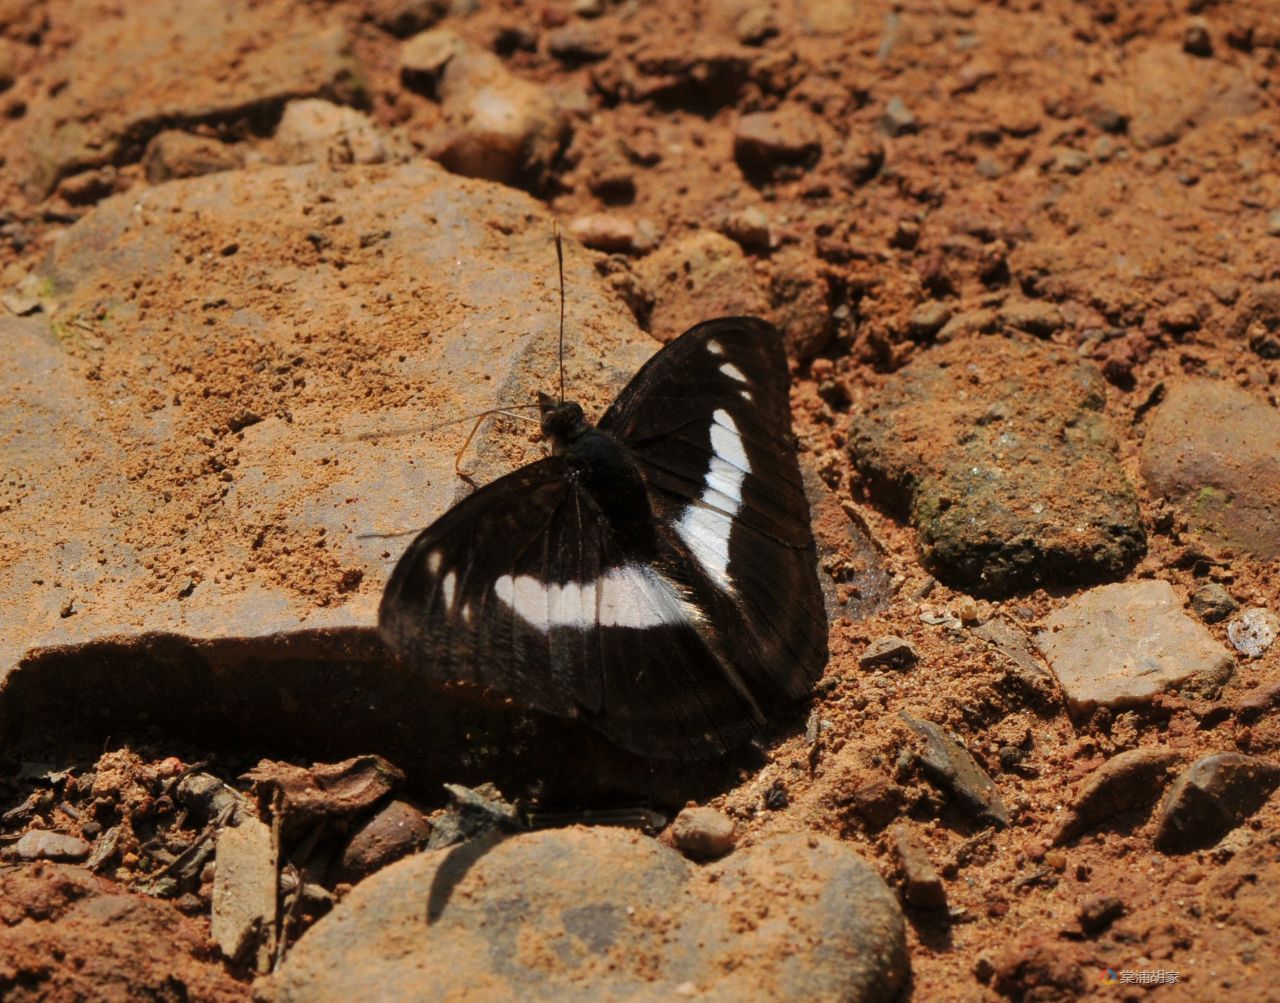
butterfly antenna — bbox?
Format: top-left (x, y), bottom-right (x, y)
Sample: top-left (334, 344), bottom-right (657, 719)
top-left (555, 221), bottom-right (566, 404)
top-left (349, 404), bottom-right (539, 443)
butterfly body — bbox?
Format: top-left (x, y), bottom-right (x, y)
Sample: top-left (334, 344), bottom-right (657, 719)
top-left (380, 317), bottom-right (828, 760)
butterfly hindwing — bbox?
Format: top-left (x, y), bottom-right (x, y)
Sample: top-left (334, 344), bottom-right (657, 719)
top-left (379, 316), bottom-right (828, 759)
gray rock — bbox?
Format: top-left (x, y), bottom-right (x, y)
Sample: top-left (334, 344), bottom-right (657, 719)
top-left (850, 337), bottom-right (1145, 595)
top-left (1036, 581), bottom-right (1235, 718)
top-left (1051, 747), bottom-right (1182, 845)
top-left (900, 712), bottom-right (1008, 827)
top-left (1191, 583), bottom-right (1238, 623)
top-left (999, 299), bottom-right (1063, 337)
top-left (859, 636), bottom-right (919, 670)
top-left (1141, 379), bottom-right (1280, 562)
top-left (12, 830), bottom-right (92, 862)
top-left (399, 26), bottom-right (465, 94)
top-left (265, 827), bottom-right (909, 1002)
top-left (880, 96), bottom-right (918, 137)
top-left (907, 301), bottom-right (952, 339)
top-left (211, 815), bottom-right (278, 971)
top-left (0, 161), bottom-right (656, 795)
top-left (668, 806), bottom-right (737, 861)
top-left (10, 0), bottom-right (358, 198)
top-left (1227, 608), bottom-right (1279, 658)
top-left (1155, 753), bottom-right (1280, 852)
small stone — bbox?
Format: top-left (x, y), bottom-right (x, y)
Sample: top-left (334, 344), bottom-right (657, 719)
top-left (935, 307), bottom-right (996, 341)
top-left (718, 206), bottom-right (772, 250)
top-left (546, 23), bottom-right (610, 63)
top-left (733, 109), bottom-right (822, 178)
top-left (1037, 581), bottom-right (1235, 718)
top-left (840, 775), bottom-right (906, 830)
top-left (1052, 747), bottom-right (1182, 845)
top-left (999, 299), bottom-right (1063, 337)
top-left (840, 132), bottom-right (885, 184)
top-left (668, 806), bottom-right (737, 861)
top-left (1227, 608), bottom-right (1279, 658)
top-left (568, 213), bottom-right (653, 254)
top-left (890, 220), bottom-right (919, 250)
top-left (907, 301), bottom-right (952, 340)
top-left (142, 131), bottom-right (243, 184)
top-left (1268, 210), bottom-right (1280, 238)
top-left (273, 99), bottom-right (389, 166)
top-left (1156, 298), bottom-right (1204, 334)
top-left (335, 800), bottom-right (431, 883)
top-left (880, 96), bottom-right (918, 137)
top-left (1155, 753), bottom-right (1280, 852)
top-left (859, 636), bottom-right (919, 670)
top-left (900, 712), bottom-right (1008, 827)
top-left (1191, 583), bottom-right (1237, 623)
top-left (12, 830), bottom-right (91, 862)
top-left (367, 0), bottom-right (449, 37)
top-left (734, 6), bottom-right (779, 45)
top-left (1077, 895), bottom-right (1126, 935)
top-left (1183, 20), bottom-right (1213, 57)
top-left (399, 27), bottom-right (464, 94)
top-left (243, 755), bottom-right (404, 842)
top-left (637, 231), bottom-right (769, 343)
top-left (889, 824), bottom-right (946, 909)
top-left (176, 772), bottom-right (243, 825)
top-left (1050, 147), bottom-right (1090, 174)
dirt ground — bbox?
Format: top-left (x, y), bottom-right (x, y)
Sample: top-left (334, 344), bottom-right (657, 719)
top-left (2, 0), bottom-right (1280, 1000)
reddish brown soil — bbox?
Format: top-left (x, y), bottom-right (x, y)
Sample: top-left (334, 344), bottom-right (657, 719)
top-left (2, 1), bottom-right (1280, 1000)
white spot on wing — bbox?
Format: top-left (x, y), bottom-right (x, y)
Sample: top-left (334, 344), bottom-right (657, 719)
top-left (427, 551), bottom-right (442, 574)
top-left (720, 362), bottom-right (747, 382)
top-left (676, 409), bottom-right (751, 591)
top-left (493, 566), bottom-right (691, 632)
top-left (441, 571), bottom-right (457, 610)
top-left (706, 339), bottom-right (724, 356)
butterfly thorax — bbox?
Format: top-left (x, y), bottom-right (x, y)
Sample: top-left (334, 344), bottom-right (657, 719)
top-left (539, 392), bottom-right (655, 547)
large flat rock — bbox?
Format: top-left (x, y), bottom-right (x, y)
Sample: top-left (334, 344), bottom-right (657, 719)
top-left (1140, 378), bottom-right (1280, 562)
top-left (0, 160), bottom-right (663, 796)
top-left (264, 827), bottom-right (909, 1002)
top-left (10, 0), bottom-right (360, 198)
top-left (850, 336), bottom-right (1145, 595)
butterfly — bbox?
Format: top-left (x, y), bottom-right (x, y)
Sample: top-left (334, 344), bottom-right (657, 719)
top-left (378, 316), bottom-right (828, 759)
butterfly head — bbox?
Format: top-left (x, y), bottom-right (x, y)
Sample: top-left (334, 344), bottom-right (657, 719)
top-left (538, 391), bottom-right (587, 448)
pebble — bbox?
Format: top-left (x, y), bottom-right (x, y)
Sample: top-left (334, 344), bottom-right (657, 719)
top-left (568, 213), bottom-right (655, 254)
top-left (1155, 753), bottom-right (1280, 853)
top-left (399, 26), bottom-right (464, 94)
top-left (1050, 147), bottom-right (1090, 174)
top-left (273, 99), bottom-right (390, 166)
top-left (546, 23), bottom-right (610, 63)
top-left (935, 307), bottom-right (996, 341)
top-left (335, 800), bottom-right (431, 883)
top-left (1227, 608), bottom-right (1279, 658)
top-left (12, 830), bottom-right (91, 862)
top-left (880, 96), bottom-right (918, 137)
top-left (1037, 581), bottom-right (1234, 719)
top-left (142, 131), bottom-right (243, 184)
top-left (718, 206), bottom-right (772, 250)
top-left (900, 712), bottom-right (1008, 827)
top-left (243, 755), bottom-right (404, 842)
top-left (889, 824), bottom-right (947, 909)
top-left (840, 132), bottom-right (885, 184)
top-left (1191, 583), bottom-right (1238, 623)
top-left (176, 772), bottom-right (243, 825)
top-left (733, 109), bottom-right (822, 177)
top-left (907, 300), bottom-right (952, 339)
top-left (269, 828), bottom-right (909, 1002)
top-left (1183, 19), bottom-right (1213, 57)
top-left (859, 635), bottom-right (919, 670)
top-left (1141, 378), bottom-right (1280, 561)
top-left (211, 815), bottom-right (278, 971)
top-left (999, 299), bottom-right (1063, 337)
top-left (668, 805), bottom-right (737, 861)
top-left (1051, 747), bottom-right (1181, 845)
top-left (1077, 895), bottom-right (1126, 935)
top-left (1268, 209), bottom-right (1280, 238)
